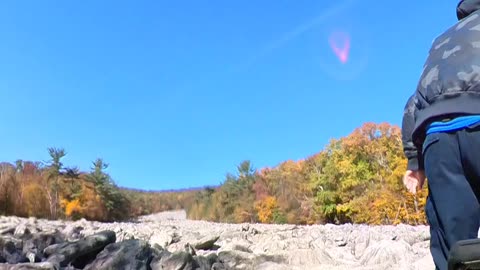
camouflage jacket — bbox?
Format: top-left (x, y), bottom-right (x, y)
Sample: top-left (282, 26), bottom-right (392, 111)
top-left (402, 0), bottom-right (480, 171)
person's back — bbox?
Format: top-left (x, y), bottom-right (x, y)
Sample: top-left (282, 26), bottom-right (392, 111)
top-left (406, 1), bottom-right (480, 149)
top-left (402, 1), bottom-right (480, 270)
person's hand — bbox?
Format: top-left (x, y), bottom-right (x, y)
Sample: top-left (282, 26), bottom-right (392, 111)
top-left (403, 170), bottom-right (426, 194)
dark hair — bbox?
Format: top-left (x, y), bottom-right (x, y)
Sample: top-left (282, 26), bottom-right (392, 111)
top-left (457, 0), bottom-right (480, 20)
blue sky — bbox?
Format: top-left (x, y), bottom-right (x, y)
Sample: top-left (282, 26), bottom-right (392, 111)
top-left (0, 1), bottom-right (456, 190)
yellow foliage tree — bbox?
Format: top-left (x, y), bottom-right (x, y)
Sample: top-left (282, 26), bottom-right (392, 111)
top-left (22, 182), bottom-right (50, 218)
top-left (255, 196), bottom-right (278, 223)
top-left (60, 198), bottom-right (82, 219)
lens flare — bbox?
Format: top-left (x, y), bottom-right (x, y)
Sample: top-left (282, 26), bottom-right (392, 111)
top-left (309, 27), bottom-right (369, 81)
top-left (329, 31), bottom-right (350, 64)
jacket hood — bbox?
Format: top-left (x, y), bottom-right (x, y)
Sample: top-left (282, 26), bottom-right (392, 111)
top-left (457, 0), bottom-right (480, 20)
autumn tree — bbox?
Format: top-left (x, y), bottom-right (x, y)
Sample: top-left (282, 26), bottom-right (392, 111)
top-left (233, 160), bottom-right (257, 222)
top-left (86, 158), bottom-right (130, 221)
top-left (45, 147), bottom-right (66, 219)
top-left (255, 196), bottom-right (279, 223)
top-left (64, 166), bottom-right (81, 200)
top-left (18, 161), bottom-right (49, 217)
top-left (188, 160), bottom-right (258, 223)
top-left (0, 162), bottom-right (16, 215)
top-left (309, 122), bottom-right (428, 225)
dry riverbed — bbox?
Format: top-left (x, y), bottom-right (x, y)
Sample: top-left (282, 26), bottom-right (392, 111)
top-left (0, 210), bottom-right (435, 269)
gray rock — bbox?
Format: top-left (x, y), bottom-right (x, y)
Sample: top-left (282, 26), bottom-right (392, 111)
top-left (211, 262), bottom-right (227, 270)
top-left (192, 235), bottom-right (219, 250)
top-left (255, 262), bottom-right (291, 270)
top-left (84, 239), bottom-right (152, 270)
top-left (193, 253), bottom-right (219, 270)
top-left (1, 240), bottom-right (29, 264)
top-left (0, 211), bottom-right (437, 269)
top-left (22, 232), bottom-right (64, 262)
top-left (0, 227), bottom-right (15, 235)
top-left (282, 248), bottom-right (333, 266)
top-left (61, 224), bottom-right (84, 242)
top-left (45, 230), bottom-right (116, 267)
top-left (13, 223), bottom-right (30, 237)
top-left (0, 262), bottom-right (57, 270)
top-left (359, 239), bottom-right (414, 266)
top-left (217, 250), bottom-right (257, 270)
top-left (151, 250), bottom-right (195, 270)
top-left (149, 232), bottom-right (175, 249)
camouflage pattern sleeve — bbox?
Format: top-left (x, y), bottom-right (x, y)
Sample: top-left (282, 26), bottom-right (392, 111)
top-left (401, 94), bottom-right (423, 171)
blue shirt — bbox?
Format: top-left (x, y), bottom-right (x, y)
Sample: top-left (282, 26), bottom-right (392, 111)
top-left (427, 115), bottom-right (480, 135)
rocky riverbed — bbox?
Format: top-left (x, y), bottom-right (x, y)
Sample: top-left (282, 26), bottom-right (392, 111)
top-left (0, 210), bottom-right (435, 269)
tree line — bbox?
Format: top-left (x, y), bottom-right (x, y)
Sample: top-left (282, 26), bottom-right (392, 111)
top-left (0, 122), bottom-right (428, 225)
top-left (0, 148), bottom-right (195, 221)
top-left (187, 122), bottom-right (427, 225)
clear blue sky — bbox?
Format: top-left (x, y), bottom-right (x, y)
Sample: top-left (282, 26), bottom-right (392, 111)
top-left (0, 0), bottom-right (456, 191)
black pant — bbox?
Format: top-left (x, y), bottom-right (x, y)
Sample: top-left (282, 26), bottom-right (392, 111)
top-left (423, 124), bottom-right (480, 270)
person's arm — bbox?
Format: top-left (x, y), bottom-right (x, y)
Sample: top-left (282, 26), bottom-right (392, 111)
top-left (401, 94), bottom-right (423, 171)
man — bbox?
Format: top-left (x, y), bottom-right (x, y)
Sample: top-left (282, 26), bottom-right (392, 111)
top-left (402, 1), bottom-right (480, 269)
